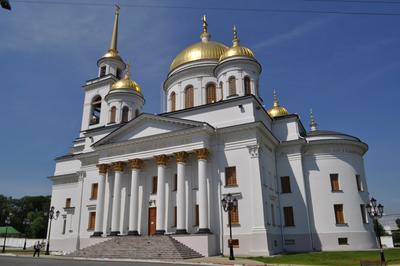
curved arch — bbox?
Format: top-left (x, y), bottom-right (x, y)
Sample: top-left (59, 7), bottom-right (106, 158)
top-left (110, 106), bottom-right (116, 123)
top-left (89, 95), bottom-right (102, 125)
top-left (244, 76), bottom-right (251, 96)
top-left (206, 83), bottom-right (216, 104)
top-left (170, 91), bottom-right (176, 111)
top-left (122, 106), bottom-right (129, 123)
top-left (228, 76), bottom-right (236, 96)
top-left (185, 85), bottom-right (194, 108)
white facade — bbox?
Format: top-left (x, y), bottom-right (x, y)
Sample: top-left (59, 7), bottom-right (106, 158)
top-left (47, 12), bottom-right (376, 257)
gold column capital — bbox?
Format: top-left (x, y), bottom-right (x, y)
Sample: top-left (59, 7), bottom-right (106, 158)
top-left (129, 158), bottom-right (143, 170)
top-left (112, 161), bottom-right (125, 172)
top-left (154, 155), bottom-right (169, 166)
top-left (175, 151), bottom-right (189, 163)
top-left (96, 164), bottom-right (109, 174)
top-left (194, 148), bottom-right (209, 160)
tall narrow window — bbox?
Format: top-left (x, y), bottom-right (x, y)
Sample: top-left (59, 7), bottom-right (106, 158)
top-left (225, 167), bottom-right (237, 186)
top-left (360, 204), bottom-right (367, 223)
top-left (228, 76), bottom-right (236, 96)
top-left (170, 92), bottom-right (176, 111)
top-left (330, 174), bottom-right (340, 192)
top-left (90, 96), bottom-right (102, 125)
top-left (219, 81), bottom-right (224, 100)
top-left (122, 106), bottom-right (129, 123)
top-left (173, 206), bottom-right (177, 227)
top-left (100, 66), bottom-right (106, 77)
top-left (230, 206), bottom-right (239, 225)
top-left (334, 204), bottom-right (345, 224)
top-left (110, 106), bottom-right (116, 123)
top-left (88, 212), bottom-right (96, 230)
top-left (172, 174), bottom-right (177, 192)
top-left (152, 176), bottom-right (158, 194)
top-left (280, 176), bottom-right (291, 193)
top-left (283, 206), bottom-right (295, 226)
top-left (116, 68), bottom-right (122, 79)
top-left (244, 76), bottom-right (251, 95)
top-left (62, 217), bottom-right (67, 234)
top-left (65, 198), bottom-right (71, 208)
top-left (356, 175), bottom-right (363, 191)
top-left (271, 204), bottom-right (275, 226)
top-left (185, 85), bottom-right (194, 108)
top-left (90, 183), bottom-right (98, 200)
top-left (135, 109), bottom-right (139, 118)
top-left (194, 205), bottom-right (199, 226)
top-left (206, 83), bottom-right (216, 104)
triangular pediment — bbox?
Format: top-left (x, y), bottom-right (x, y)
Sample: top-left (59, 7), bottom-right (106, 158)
top-left (93, 113), bottom-right (206, 146)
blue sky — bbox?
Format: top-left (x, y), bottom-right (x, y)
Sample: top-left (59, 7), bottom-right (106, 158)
top-left (1, 0), bottom-right (399, 213)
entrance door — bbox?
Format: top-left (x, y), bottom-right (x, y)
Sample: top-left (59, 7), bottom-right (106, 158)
top-left (148, 207), bottom-right (156, 235)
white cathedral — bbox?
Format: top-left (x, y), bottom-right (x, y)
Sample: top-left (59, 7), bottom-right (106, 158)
top-left (48, 8), bottom-right (377, 257)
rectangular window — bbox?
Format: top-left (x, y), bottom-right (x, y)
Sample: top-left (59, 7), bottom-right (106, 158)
top-left (225, 166), bottom-right (237, 186)
top-left (100, 66), bottom-right (106, 77)
top-left (152, 176), bottom-right (158, 194)
top-left (271, 204), bottom-right (275, 226)
top-left (116, 68), bottom-right (122, 79)
top-left (173, 206), bottom-right (177, 227)
top-left (284, 239), bottom-right (296, 245)
top-left (356, 175), bottom-right (363, 191)
top-left (90, 183), bottom-right (98, 200)
top-left (338, 237), bottom-right (348, 245)
top-left (360, 204), bottom-right (367, 224)
top-left (65, 198), bottom-right (71, 208)
top-left (334, 204), bottom-right (346, 224)
top-left (62, 218), bottom-right (67, 235)
top-left (172, 174), bottom-right (177, 192)
top-left (88, 212), bottom-right (96, 230)
top-left (330, 174), bottom-right (340, 192)
top-left (194, 205), bottom-right (199, 226)
top-left (283, 206), bottom-right (295, 226)
top-left (230, 206), bottom-right (239, 225)
top-left (280, 176), bottom-right (291, 193)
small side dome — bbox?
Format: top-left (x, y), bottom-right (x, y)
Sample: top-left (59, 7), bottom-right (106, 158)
top-left (219, 26), bottom-right (256, 62)
top-left (267, 90), bottom-right (289, 118)
top-left (111, 65), bottom-right (142, 94)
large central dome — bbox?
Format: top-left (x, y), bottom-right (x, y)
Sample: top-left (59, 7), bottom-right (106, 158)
top-left (169, 15), bottom-right (228, 72)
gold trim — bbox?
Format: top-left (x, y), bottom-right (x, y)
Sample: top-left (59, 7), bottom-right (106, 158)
top-left (175, 151), bottom-right (189, 163)
top-left (194, 148), bottom-right (209, 160)
top-left (154, 155), bottom-right (169, 166)
top-left (96, 164), bottom-right (109, 174)
top-left (112, 161), bottom-right (125, 172)
top-left (129, 159), bottom-right (143, 170)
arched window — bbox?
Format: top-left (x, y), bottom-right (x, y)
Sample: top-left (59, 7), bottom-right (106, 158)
top-left (110, 106), bottom-right (116, 123)
top-left (206, 83), bottom-right (216, 104)
top-left (122, 106), bottom-right (129, 123)
top-left (170, 92), bottom-right (176, 111)
top-left (185, 85), bottom-right (194, 108)
top-left (220, 81), bottom-right (224, 100)
top-left (90, 95), bottom-right (102, 125)
top-left (244, 76), bottom-right (251, 96)
top-left (228, 76), bottom-right (236, 96)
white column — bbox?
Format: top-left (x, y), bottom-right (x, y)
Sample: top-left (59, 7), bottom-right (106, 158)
top-left (128, 159), bottom-right (142, 235)
top-left (154, 155), bottom-right (168, 234)
top-left (195, 148), bottom-right (211, 233)
top-left (110, 161), bottom-right (124, 236)
top-left (93, 164), bottom-right (108, 236)
top-left (175, 152), bottom-right (188, 234)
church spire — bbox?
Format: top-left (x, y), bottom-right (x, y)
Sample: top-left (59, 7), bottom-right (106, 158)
top-left (232, 25), bottom-right (240, 47)
top-left (273, 89), bottom-right (279, 107)
top-left (310, 108), bottom-right (318, 132)
top-left (200, 14), bottom-right (211, 42)
top-left (100, 5), bottom-right (123, 62)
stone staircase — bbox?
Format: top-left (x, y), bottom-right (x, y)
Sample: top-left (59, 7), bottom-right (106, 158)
top-left (68, 235), bottom-right (203, 260)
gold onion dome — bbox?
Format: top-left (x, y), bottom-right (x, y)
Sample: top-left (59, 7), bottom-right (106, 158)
top-left (267, 90), bottom-right (289, 118)
top-left (220, 26), bottom-right (256, 61)
top-left (101, 5), bottom-right (124, 62)
top-left (111, 65), bottom-right (142, 94)
top-left (169, 15), bottom-right (228, 71)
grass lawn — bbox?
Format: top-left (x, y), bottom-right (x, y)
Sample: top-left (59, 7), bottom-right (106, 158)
top-left (249, 249), bottom-right (400, 266)
top-left (1, 248), bottom-right (35, 255)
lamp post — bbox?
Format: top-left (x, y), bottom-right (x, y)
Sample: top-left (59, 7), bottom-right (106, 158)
top-left (366, 197), bottom-right (385, 264)
top-left (221, 193), bottom-right (238, 261)
top-left (22, 218), bottom-right (31, 250)
top-left (2, 215), bottom-right (12, 253)
top-left (45, 206), bottom-right (60, 255)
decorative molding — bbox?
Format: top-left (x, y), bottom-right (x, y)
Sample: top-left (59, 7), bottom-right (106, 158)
top-left (111, 161), bottom-right (125, 172)
top-left (96, 164), bottom-right (109, 174)
top-left (194, 148), bottom-right (209, 160)
top-left (129, 158), bottom-right (143, 169)
top-left (154, 154), bottom-right (169, 166)
top-left (247, 144), bottom-right (261, 158)
top-left (77, 171), bottom-right (86, 182)
top-left (175, 151), bottom-right (189, 163)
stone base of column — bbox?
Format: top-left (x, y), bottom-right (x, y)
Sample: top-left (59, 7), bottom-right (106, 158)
top-left (175, 229), bottom-right (188, 235)
top-left (196, 228), bottom-right (212, 234)
top-left (127, 230), bottom-right (140, 236)
top-left (91, 231), bottom-right (103, 237)
top-left (109, 231), bottom-right (120, 236)
top-left (155, 230), bottom-right (165, 235)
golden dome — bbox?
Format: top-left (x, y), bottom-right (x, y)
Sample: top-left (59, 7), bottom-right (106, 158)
top-left (267, 90), bottom-right (289, 118)
top-left (169, 15), bottom-right (228, 71)
top-left (220, 26), bottom-right (256, 62)
top-left (111, 65), bottom-right (142, 94)
top-left (102, 49), bottom-right (123, 61)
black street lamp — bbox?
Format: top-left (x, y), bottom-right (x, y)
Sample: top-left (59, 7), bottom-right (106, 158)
top-left (45, 206), bottom-right (60, 255)
top-left (2, 214), bottom-right (12, 253)
top-left (221, 193), bottom-right (238, 261)
top-left (366, 197), bottom-right (385, 264)
top-left (22, 218), bottom-right (31, 250)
